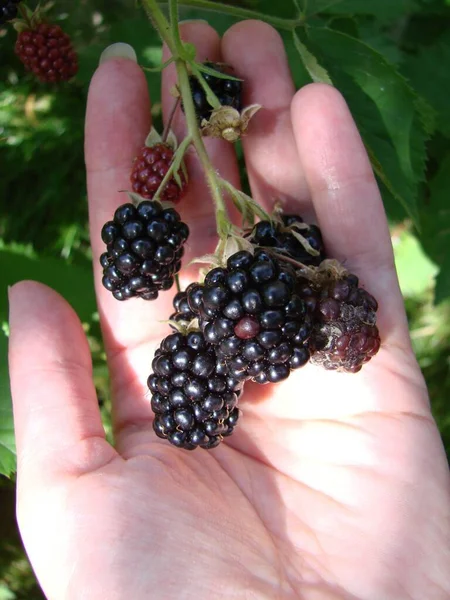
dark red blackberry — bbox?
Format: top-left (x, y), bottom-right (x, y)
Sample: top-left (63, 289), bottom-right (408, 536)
top-left (1, 0), bottom-right (20, 24)
top-left (188, 250), bottom-right (311, 385)
top-left (246, 214), bottom-right (325, 267)
top-left (130, 143), bottom-right (186, 203)
top-left (15, 23), bottom-right (78, 83)
top-left (188, 62), bottom-right (242, 123)
top-left (169, 290), bottom-right (198, 329)
top-left (297, 270), bottom-right (380, 373)
top-left (100, 200), bottom-right (189, 301)
top-left (148, 331), bottom-right (242, 450)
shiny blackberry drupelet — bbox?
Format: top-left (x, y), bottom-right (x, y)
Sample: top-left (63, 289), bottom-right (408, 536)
top-left (188, 62), bottom-right (243, 123)
top-left (1, 0), bottom-right (20, 24)
top-left (246, 214), bottom-right (325, 267)
top-left (148, 331), bottom-right (242, 450)
top-left (169, 290), bottom-right (198, 329)
top-left (187, 250), bottom-right (311, 385)
top-left (100, 201), bottom-right (189, 301)
top-left (297, 272), bottom-right (380, 373)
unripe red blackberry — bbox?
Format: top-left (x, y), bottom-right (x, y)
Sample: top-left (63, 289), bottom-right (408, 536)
top-left (15, 23), bottom-right (78, 83)
top-left (188, 249), bottom-right (311, 385)
top-left (297, 269), bottom-right (380, 373)
top-left (148, 330), bottom-right (242, 450)
top-left (130, 143), bottom-right (186, 203)
top-left (247, 214), bottom-right (325, 267)
top-left (100, 200), bottom-right (189, 301)
top-left (188, 62), bottom-right (243, 124)
top-left (1, 0), bottom-right (20, 24)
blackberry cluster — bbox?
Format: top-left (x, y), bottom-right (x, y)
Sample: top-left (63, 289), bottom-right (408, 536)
top-left (15, 23), bottom-right (78, 83)
top-left (100, 201), bottom-right (189, 301)
top-left (1, 0), bottom-right (20, 24)
top-left (189, 62), bottom-right (243, 123)
top-left (169, 290), bottom-right (197, 329)
top-left (130, 143), bottom-right (186, 203)
top-left (297, 272), bottom-right (380, 373)
top-left (186, 250), bottom-right (311, 385)
top-left (149, 331), bottom-right (241, 449)
top-left (247, 214), bottom-right (325, 267)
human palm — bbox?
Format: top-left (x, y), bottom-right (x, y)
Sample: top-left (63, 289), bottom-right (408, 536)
top-left (9, 21), bottom-right (450, 600)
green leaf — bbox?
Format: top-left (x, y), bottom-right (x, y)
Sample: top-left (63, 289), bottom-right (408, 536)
top-left (435, 255), bottom-right (450, 305)
top-left (292, 31), bottom-right (332, 84)
top-left (420, 154), bottom-right (450, 264)
top-left (402, 31), bottom-right (450, 138)
top-left (0, 248), bottom-right (96, 324)
top-left (302, 26), bottom-right (429, 225)
top-left (302, 0), bottom-right (417, 19)
top-left (0, 331), bottom-right (15, 478)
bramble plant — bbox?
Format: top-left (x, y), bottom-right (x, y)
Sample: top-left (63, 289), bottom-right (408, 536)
top-left (0, 0), bottom-right (449, 463)
top-left (91, 0), bottom-right (383, 450)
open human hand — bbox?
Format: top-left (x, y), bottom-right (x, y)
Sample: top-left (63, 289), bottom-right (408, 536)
top-left (8, 20), bottom-right (450, 600)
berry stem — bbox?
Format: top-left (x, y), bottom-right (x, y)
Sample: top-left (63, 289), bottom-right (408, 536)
top-left (141, 0), bottom-right (232, 240)
top-left (162, 97), bottom-right (181, 142)
top-left (169, 0), bottom-right (184, 55)
top-left (166, 0), bottom-right (304, 30)
top-left (175, 60), bottom-right (230, 238)
top-left (175, 273), bottom-right (181, 293)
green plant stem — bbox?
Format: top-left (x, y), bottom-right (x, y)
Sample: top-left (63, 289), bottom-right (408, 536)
top-left (169, 0), bottom-right (184, 54)
top-left (176, 60), bottom-right (229, 237)
top-left (160, 0), bottom-right (304, 30)
top-left (141, 0), bottom-right (230, 239)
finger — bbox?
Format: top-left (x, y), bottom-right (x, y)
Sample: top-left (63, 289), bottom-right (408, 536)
top-left (85, 54), bottom-right (180, 354)
top-left (221, 20), bottom-right (312, 219)
top-left (162, 21), bottom-right (241, 263)
top-left (291, 84), bottom-right (409, 343)
top-left (8, 281), bottom-right (117, 481)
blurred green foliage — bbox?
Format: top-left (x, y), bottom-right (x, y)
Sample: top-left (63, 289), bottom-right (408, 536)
top-left (1, 0), bottom-right (450, 596)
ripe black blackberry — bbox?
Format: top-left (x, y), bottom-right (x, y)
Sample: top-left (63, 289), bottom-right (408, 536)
top-left (148, 330), bottom-right (242, 450)
top-left (1, 0), bottom-right (20, 24)
top-left (187, 250), bottom-right (311, 385)
top-left (189, 62), bottom-right (242, 123)
top-left (247, 214), bottom-right (325, 267)
top-left (100, 200), bottom-right (189, 301)
top-left (297, 269), bottom-right (380, 373)
top-left (169, 290), bottom-right (198, 329)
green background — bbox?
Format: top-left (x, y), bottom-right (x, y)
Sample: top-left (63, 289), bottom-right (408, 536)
top-left (1, 0), bottom-right (450, 596)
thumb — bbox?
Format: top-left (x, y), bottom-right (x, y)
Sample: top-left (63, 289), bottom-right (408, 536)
top-left (8, 281), bottom-right (117, 484)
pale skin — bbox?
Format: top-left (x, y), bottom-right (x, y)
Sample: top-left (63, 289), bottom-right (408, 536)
top-left (8, 20), bottom-right (450, 600)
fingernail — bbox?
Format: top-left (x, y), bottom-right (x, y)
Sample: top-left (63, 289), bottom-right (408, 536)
top-left (178, 19), bottom-right (209, 25)
top-left (99, 43), bottom-right (137, 65)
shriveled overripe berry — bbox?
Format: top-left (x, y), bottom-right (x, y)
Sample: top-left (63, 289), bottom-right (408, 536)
top-left (247, 214), bottom-right (325, 267)
top-left (15, 23), bottom-right (78, 83)
top-left (130, 143), bottom-right (186, 203)
top-left (187, 250), bottom-right (311, 385)
top-left (0, 0), bottom-right (20, 24)
top-left (148, 330), bottom-right (243, 450)
top-left (297, 271), bottom-right (380, 373)
top-left (188, 62), bottom-right (243, 124)
top-left (100, 200), bottom-right (189, 301)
